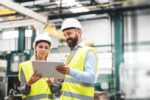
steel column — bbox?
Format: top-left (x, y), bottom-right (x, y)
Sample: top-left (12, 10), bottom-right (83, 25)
top-left (18, 27), bottom-right (25, 51)
top-left (113, 11), bottom-right (123, 100)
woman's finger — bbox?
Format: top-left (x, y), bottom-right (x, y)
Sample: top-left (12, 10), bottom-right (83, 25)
top-left (47, 78), bottom-right (54, 86)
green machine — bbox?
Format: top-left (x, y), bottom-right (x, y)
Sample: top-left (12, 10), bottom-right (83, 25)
top-left (6, 51), bottom-right (29, 100)
top-left (6, 51), bottom-right (29, 76)
top-left (5, 27), bottom-right (35, 100)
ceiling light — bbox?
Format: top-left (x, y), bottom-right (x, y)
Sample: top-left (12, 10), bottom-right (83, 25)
top-left (20, 0), bottom-right (50, 6)
top-left (70, 7), bottom-right (89, 13)
top-left (55, 0), bottom-right (76, 7)
top-left (96, 0), bottom-right (110, 3)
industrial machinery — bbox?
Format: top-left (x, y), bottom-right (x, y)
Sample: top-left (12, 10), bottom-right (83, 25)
top-left (0, 52), bottom-right (8, 100)
top-left (5, 51), bottom-right (30, 100)
top-left (0, 61), bottom-right (7, 100)
top-left (1, 27), bottom-right (35, 100)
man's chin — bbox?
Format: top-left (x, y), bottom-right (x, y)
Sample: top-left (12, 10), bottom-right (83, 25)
top-left (68, 45), bottom-right (73, 48)
top-left (68, 44), bottom-right (73, 49)
top-left (67, 42), bottom-right (76, 49)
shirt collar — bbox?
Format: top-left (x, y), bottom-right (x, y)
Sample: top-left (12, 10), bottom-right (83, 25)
top-left (74, 42), bottom-right (85, 51)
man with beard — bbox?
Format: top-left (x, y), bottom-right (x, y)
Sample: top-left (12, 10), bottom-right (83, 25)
top-left (56, 18), bottom-right (98, 100)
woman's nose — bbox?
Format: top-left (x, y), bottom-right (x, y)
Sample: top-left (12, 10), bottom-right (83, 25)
top-left (41, 47), bottom-right (46, 51)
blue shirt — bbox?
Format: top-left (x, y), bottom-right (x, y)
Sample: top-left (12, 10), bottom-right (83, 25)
top-left (68, 42), bottom-right (97, 84)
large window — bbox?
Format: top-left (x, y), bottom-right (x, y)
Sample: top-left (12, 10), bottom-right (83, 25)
top-left (121, 10), bottom-right (150, 99)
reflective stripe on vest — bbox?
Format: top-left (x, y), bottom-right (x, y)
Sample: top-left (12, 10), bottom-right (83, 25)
top-left (63, 91), bottom-right (93, 100)
top-left (22, 94), bottom-right (55, 100)
top-left (61, 46), bottom-right (98, 100)
top-left (65, 77), bottom-right (94, 87)
top-left (19, 61), bottom-right (54, 99)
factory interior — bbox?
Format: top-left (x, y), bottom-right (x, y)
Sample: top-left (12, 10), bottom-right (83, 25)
top-left (0, 0), bottom-right (150, 100)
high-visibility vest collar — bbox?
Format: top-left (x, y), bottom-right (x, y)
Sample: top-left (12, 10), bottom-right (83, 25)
top-left (61, 46), bottom-right (98, 100)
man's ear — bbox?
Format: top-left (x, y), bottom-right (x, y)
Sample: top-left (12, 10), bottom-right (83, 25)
top-left (77, 29), bottom-right (82, 36)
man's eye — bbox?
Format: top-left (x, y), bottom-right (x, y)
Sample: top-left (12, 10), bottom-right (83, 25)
top-left (67, 33), bottom-right (71, 35)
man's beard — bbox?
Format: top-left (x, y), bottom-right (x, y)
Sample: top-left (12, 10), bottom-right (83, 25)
top-left (66, 35), bottom-right (78, 50)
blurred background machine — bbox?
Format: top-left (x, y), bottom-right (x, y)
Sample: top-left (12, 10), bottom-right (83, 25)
top-left (0, 27), bottom-right (34, 100)
top-left (0, 57), bottom-right (7, 100)
top-left (5, 51), bottom-right (29, 100)
top-left (0, 0), bottom-right (150, 100)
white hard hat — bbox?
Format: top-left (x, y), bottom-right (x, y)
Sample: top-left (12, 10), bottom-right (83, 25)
top-left (61, 18), bottom-right (82, 32)
top-left (33, 32), bottom-right (51, 48)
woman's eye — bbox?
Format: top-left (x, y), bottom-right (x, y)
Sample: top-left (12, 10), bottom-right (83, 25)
top-left (39, 45), bottom-right (43, 48)
top-left (45, 47), bottom-right (49, 49)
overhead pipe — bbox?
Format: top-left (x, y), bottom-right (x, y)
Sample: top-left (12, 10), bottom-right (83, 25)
top-left (1, 1), bottom-right (150, 19)
top-left (48, 3), bottom-right (150, 19)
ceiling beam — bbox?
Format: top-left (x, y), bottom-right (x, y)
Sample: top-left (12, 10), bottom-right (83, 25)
top-left (0, 0), bottom-right (48, 24)
top-left (0, 19), bottom-right (42, 29)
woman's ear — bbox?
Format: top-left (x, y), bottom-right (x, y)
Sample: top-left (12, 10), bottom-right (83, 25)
top-left (34, 46), bottom-right (37, 50)
top-left (34, 46), bottom-right (37, 53)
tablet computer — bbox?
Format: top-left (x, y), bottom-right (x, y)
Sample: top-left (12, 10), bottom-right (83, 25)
top-left (32, 60), bottom-right (65, 78)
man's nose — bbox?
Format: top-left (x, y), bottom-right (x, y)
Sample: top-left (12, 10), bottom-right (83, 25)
top-left (65, 35), bottom-right (70, 39)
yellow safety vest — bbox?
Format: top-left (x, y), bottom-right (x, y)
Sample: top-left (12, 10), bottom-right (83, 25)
top-left (18, 60), bottom-right (55, 100)
top-left (60, 46), bottom-right (98, 100)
